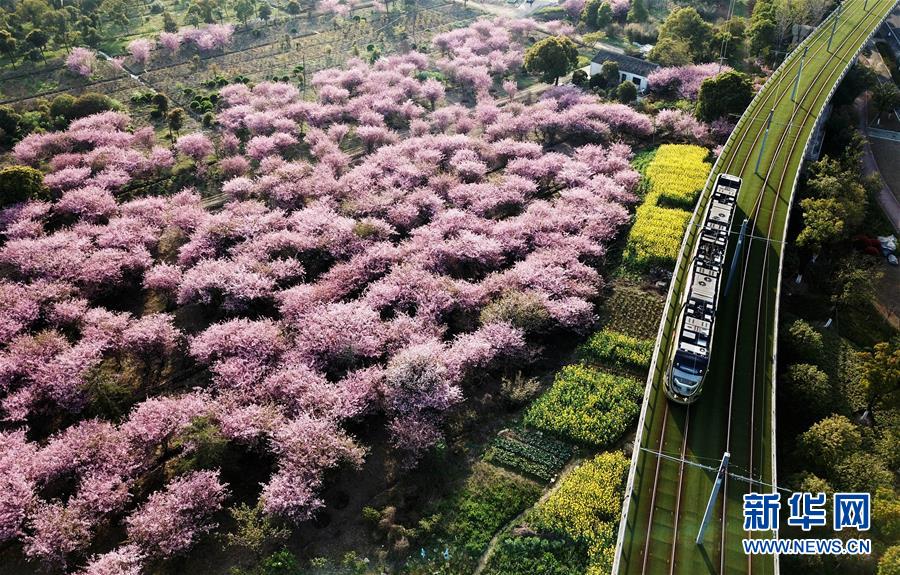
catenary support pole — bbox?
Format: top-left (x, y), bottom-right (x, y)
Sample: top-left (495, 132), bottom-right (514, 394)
top-left (725, 218), bottom-right (750, 296)
top-left (755, 108), bottom-right (775, 175)
top-left (791, 46), bottom-right (809, 102)
top-left (828, 3), bottom-right (843, 51)
top-left (696, 452), bottom-right (731, 546)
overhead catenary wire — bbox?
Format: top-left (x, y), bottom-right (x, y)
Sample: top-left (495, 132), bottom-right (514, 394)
top-left (640, 448), bottom-right (793, 493)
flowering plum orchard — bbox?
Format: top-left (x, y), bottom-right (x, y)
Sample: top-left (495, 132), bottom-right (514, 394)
top-left (647, 63), bottom-right (731, 100)
top-left (0, 16), bottom-right (662, 572)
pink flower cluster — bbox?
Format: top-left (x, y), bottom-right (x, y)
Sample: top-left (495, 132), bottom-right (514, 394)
top-left (156, 24), bottom-right (233, 55)
top-left (318, 0), bottom-right (362, 15)
top-left (180, 24), bottom-right (234, 52)
top-left (654, 108), bottom-right (710, 144)
top-left (647, 62), bottom-right (730, 100)
top-left (14, 112), bottom-right (174, 199)
top-left (127, 38), bottom-right (152, 66)
top-left (609, 0), bottom-right (630, 18)
top-left (432, 18), bottom-right (538, 97)
top-left (65, 47), bottom-right (97, 78)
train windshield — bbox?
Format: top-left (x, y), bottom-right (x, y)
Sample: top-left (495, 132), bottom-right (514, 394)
top-left (672, 351), bottom-right (707, 384)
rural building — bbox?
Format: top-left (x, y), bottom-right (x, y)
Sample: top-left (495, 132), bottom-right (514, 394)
top-left (589, 48), bottom-right (659, 93)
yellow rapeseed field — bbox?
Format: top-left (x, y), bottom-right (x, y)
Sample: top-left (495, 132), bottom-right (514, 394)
top-left (624, 144), bottom-right (711, 272)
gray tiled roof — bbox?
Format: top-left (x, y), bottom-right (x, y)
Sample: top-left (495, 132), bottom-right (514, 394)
top-left (591, 48), bottom-right (659, 78)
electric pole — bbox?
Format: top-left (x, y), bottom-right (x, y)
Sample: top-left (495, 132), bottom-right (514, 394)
top-left (791, 46), bottom-right (809, 102)
top-left (696, 452), bottom-right (730, 546)
top-left (828, 3), bottom-right (842, 52)
top-left (755, 108), bottom-right (775, 176)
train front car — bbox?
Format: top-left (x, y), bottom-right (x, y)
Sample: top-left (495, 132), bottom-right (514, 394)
top-left (666, 173), bottom-right (741, 404)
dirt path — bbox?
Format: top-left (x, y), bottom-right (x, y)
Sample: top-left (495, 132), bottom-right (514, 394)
top-left (472, 456), bottom-right (588, 574)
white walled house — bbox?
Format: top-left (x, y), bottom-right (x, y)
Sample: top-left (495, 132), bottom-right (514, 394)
top-left (589, 48), bottom-right (659, 93)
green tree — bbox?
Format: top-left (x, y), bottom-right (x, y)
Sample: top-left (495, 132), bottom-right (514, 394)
top-left (795, 472), bottom-right (833, 498)
top-left (748, 0), bottom-right (776, 58)
top-left (571, 69), bottom-right (588, 87)
top-left (797, 156), bottom-right (868, 249)
top-left (49, 93), bottom-right (76, 122)
top-left (653, 7), bottom-right (713, 63)
top-left (627, 0), bottom-right (648, 22)
top-left (258, 3), bottom-right (272, 21)
top-left (70, 92), bottom-right (119, 119)
top-left (857, 341), bottom-right (900, 420)
top-left (286, 0), bottom-right (301, 14)
top-left (616, 80), bottom-right (638, 102)
top-left (100, 0), bottom-right (131, 28)
top-left (832, 258), bottom-right (882, 309)
top-left (524, 36), bottom-right (579, 85)
top-left (834, 452), bottom-right (893, 492)
top-left (798, 415), bottom-right (861, 470)
top-left (0, 29), bottom-right (18, 69)
top-left (797, 197), bottom-right (845, 250)
top-left (234, 0), bottom-right (255, 24)
top-left (872, 82), bottom-right (900, 122)
top-left (873, 488), bottom-right (900, 542)
top-left (595, 1), bottom-right (613, 28)
top-left (0, 165), bottom-right (51, 207)
top-left (167, 107), bottom-right (185, 139)
top-left (152, 92), bottom-right (169, 112)
top-left (162, 10), bottom-right (179, 33)
top-left (648, 36), bottom-right (693, 66)
top-left (601, 59), bottom-right (620, 86)
top-left (696, 70), bottom-right (753, 121)
top-left (16, 0), bottom-right (51, 24)
top-left (225, 502), bottom-right (291, 558)
top-left (0, 105), bottom-right (20, 145)
top-left (48, 8), bottom-right (77, 52)
top-left (881, 545), bottom-right (900, 575)
top-left (582, 0), bottom-right (601, 28)
top-left (833, 64), bottom-right (876, 107)
top-left (784, 363), bottom-right (831, 420)
top-left (784, 319), bottom-right (823, 362)
top-left (713, 17), bottom-right (747, 66)
top-left (25, 29), bottom-right (49, 63)
top-left (188, 0), bottom-right (223, 23)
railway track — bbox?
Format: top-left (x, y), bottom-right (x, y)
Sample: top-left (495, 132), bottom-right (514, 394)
top-left (618, 0), bottom-right (899, 572)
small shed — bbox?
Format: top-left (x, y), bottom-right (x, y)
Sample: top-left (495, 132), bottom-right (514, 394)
top-left (589, 48), bottom-right (660, 93)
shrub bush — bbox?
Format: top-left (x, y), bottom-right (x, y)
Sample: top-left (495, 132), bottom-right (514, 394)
top-left (480, 290), bottom-right (552, 333)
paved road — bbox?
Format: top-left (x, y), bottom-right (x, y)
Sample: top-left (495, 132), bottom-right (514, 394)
top-left (857, 93), bottom-right (900, 233)
top-left (614, 1), bottom-right (900, 574)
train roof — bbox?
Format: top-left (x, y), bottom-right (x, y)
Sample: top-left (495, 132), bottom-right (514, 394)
top-left (675, 173), bottom-right (741, 360)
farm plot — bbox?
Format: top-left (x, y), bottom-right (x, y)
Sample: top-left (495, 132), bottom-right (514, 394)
top-left (484, 428), bottom-right (577, 482)
top-left (645, 144), bottom-right (710, 209)
top-left (524, 365), bottom-right (643, 448)
top-left (484, 451), bottom-right (630, 575)
top-left (577, 329), bottom-right (654, 373)
top-left (597, 285), bottom-right (665, 339)
top-left (538, 451), bottom-right (629, 575)
top-left (623, 143), bottom-right (712, 272)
